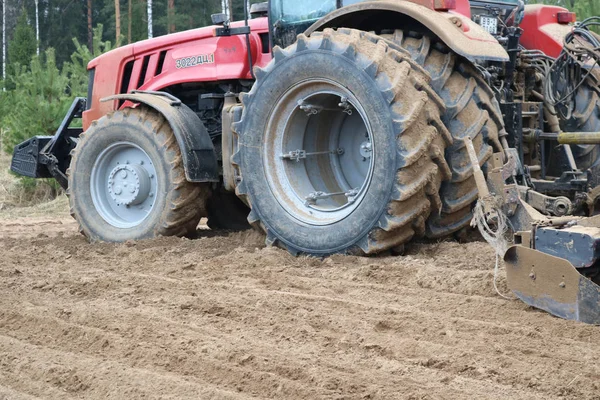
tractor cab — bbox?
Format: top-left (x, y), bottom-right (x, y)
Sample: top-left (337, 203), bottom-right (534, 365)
top-left (269, 0), bottom-right (349, 48)
top-left (267, 0), bottom-right (526, 50)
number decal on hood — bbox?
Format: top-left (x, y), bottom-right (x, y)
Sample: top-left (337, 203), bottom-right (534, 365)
top-left (175, 54), bottom-right (215, 69)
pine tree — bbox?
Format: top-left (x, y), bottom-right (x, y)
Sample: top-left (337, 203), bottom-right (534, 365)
top-left (64, 24), bottom-right (113, 96)
top-left (39, 0), bottom-right (87, 68)
top-left (8, 8), bottom-right (36, 69)
top-left (2, 48), bottom-right (71, 153)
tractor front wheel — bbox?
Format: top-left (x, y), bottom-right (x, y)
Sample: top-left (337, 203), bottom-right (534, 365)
top-left (68, 107), bottom-right (210, 241)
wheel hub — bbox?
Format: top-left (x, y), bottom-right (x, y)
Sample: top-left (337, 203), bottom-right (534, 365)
top-left (359, 140), bottom-right (372, 159)
top-left (107, 164), bottom-right (151, 206)
top-left (263, 79), bottom-right (374, 226)
top-left (90, 142), bottom-right (158, 229)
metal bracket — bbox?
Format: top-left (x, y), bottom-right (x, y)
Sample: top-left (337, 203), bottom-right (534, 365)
top-left (214, 25), bottom-right (251, 37)
top-left (304, 188), bottom-right (359, 206)
top-left (298, 101), bottom-right (323, 116)
top-left (520, 187), bottom-right (573, 217)
top-left (338, 97), bottom-right (353, 115)
top-left (281, 148), bottom-right (344, 162)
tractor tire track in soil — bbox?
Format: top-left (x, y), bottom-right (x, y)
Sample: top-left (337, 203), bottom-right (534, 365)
top-left (1, 217), bottom-right (599, 399)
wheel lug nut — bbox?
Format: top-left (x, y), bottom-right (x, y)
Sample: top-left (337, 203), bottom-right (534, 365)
top-left (139, 160), bottom-right (144, 165)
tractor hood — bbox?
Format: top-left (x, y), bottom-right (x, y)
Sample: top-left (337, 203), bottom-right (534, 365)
top-left (82, 18), bottom-right (271, 130)
top-left (87, 18), bottom-right (269, 70)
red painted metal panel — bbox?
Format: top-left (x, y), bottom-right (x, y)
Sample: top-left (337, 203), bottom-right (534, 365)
top-left (83, 17), bottom-right (270, 130)
top-left (520, 4), bottom-right (572, 58)
top-left (144, 54), bottom-right (159, 85)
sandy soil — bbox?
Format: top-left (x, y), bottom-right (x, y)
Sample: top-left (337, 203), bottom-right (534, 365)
top-left (1, 212), bottom-right (600, 400)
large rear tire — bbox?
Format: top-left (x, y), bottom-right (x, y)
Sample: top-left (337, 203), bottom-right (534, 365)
top-left (234, 28), bottom-right (452, 256)
top-left (382, 30), bottom-right (504, 238)
top-left (68, 107), bottom-right (210, 241)
top-left (560, 80), bottom-right (600, 170)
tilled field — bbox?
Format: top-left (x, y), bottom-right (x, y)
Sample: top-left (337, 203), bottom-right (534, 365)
top-left (1, 216), bottom-right (600, 399)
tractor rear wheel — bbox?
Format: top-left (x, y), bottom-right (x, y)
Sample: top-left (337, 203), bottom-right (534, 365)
top-left (382, 30), bottom-right (504, 238)
top-left (560, 79), bottom-right (600, 171)
top-left (68, 107), bottom-right (210, 241)
top-left (234, 28), bottom-right (451, 255)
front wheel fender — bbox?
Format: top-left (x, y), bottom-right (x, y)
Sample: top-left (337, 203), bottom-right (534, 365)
top-left (101, 91), bottom-right (219, 183)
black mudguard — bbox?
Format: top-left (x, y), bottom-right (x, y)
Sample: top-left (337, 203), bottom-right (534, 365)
top-left (101, 91), bottom-right (219, 183)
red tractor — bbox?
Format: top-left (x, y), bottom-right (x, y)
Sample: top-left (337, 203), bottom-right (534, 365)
top-left (11, 1), bottom-right (600, 322)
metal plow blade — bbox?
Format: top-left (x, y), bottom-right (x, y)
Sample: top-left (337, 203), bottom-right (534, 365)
top-left (505, 246), bottom-right (600, 324)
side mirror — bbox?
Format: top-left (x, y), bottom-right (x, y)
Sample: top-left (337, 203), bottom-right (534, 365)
top-left (250, 2), bottom-right (268, 18)
top-left (211, 13), bottom-right (228, 26)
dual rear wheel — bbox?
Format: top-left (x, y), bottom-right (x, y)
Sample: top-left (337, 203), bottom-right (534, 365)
top-left (234, 28), bottom-right (453, 255)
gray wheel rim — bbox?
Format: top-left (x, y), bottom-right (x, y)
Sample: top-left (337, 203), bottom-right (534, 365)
top-left (263, 79), bottom-right (375, 226)
top-left (90, 141), bottom-right (158, 228)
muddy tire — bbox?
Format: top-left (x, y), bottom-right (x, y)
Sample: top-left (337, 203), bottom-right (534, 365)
top-left (560, 80), bottom-right (600, 170)
top-left (68, 107), bottom-right (210, 241)
top-left (382, 30), bottom-right (504, 238)
top-left (234, 28), bottom-right (452, 256)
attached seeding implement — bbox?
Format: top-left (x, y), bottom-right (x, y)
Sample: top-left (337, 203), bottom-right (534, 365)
top-left (10, 0), bottom-right (600, 323)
